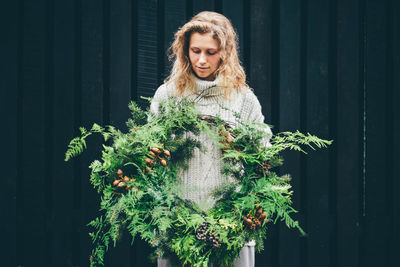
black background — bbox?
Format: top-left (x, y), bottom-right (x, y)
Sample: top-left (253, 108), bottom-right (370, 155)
top-left (2, 0), bottom-right (399, 266)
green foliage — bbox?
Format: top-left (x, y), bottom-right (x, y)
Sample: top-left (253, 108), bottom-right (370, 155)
top-left (126, 101), bottom-right (148, 128)
top-left (65, 97), bottom-right (331, 266)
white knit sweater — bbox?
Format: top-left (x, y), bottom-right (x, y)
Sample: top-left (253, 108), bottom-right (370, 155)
top-left (150, 76), bottom-right (272, 209)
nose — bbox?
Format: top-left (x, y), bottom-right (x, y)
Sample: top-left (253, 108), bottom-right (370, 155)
top-left (198, 52), bottom-right (207, 64)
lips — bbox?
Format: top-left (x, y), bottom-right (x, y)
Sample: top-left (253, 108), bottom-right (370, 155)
top-left (197, 66), bottom-right (209, 71)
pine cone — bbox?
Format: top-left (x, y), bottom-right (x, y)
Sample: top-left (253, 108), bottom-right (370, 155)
top-left (262, 161), bottom-right (271, 176)
top-left (196, 222), bottom-right (221, 248)
top-left (255, 165), bottom-right (264, 177)
top-left (113, 179), bottom-right (121, 187)
top-left (255, 161), bottom-right (271, 177)
top-left (163, 149), bottom-right (171, 157)
top-left (151, 147), bottom-right (162, 154)
top-left (256, 207), bottom-right (263, 217)
top-left (259, 212), bottom-right (267, 223)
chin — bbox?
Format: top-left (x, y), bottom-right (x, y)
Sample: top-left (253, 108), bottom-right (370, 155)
top-left (195, 73), bottom-right (207, 79)
top-left (200, 72), bottom-right (215, 79)
top-left (192, 69), bottom-right (215, 81)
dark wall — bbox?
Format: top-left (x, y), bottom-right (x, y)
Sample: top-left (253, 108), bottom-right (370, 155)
top-left (2, 0), bottom-right (399, 266)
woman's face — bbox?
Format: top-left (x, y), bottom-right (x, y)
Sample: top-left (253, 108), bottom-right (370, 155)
top-left (188, 32), bottom-right (221, 81)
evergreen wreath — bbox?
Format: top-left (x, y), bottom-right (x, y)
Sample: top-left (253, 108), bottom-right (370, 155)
top-left (65, 97), bottom-right (331, 267)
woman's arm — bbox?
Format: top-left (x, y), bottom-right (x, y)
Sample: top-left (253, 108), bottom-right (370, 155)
top-left (150, 84), bottom-right (171, 114)
top-left (240, 89), bottom-right (273, 147)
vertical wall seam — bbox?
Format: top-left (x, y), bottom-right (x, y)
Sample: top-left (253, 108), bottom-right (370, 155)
top-left (272, 0), bottom-right (280, 131)
top-left (73, 0), bottom-right (82, 264)
top-left (300, 0), bottom-right (308, 266)
top-left (157, 0), bottom-right (165, 85)
top-left (243, 0), bottom-right (250, 82)
top-left (16, 0), bottom-right (24, 264)
top-left (44, 0), bottom-right (55, 265)
top-left (214, 0), bottom-right (223, 13)
top-left (271, 0), bottom-right (281, 266)
top-left (358, 0), bottom-right (366, 266)
top-left (185, 0), bottom-right (193, 20)
top-left (131, 0), bottom-right (138, 101)
top-left (385, 0), bottom-right (394, 264)
top-left (328, 0), bottom-right (338, 267)
top-left (103, 0), bottom-right (110, 125)
top-left (128, 0), bottom-right (140, 262)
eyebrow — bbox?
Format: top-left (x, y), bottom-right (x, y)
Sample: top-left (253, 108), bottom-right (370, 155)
top-left (190, 46), bottom-right (218, 51)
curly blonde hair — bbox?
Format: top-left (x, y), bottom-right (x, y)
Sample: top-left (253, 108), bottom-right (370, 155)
top-left (165, 11), bottom-right (247, 97)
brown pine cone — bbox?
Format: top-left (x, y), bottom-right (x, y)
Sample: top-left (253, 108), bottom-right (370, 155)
top-left (259, 212), bottom-right (267, 223)
top-left (226, 133), bottom-right (233, 143)
top-left (243, 216), bottom-right (253, 227)
top-left (256, 207), bottom-right (263, 217)
top-left (255, 161), bottom-right (271, 177)
top-left (151, 147), bottom-right (162, 154)
top-left (262, 161), bottom-right (271, 176)
top-left (160, 159), bottom-right (167, 167)
top-left (255, 165), bottom-right (264, 176)
top-left (163, 150), bottom-right (170, 157)
top-left (145, 158), bottom-right (153, 165)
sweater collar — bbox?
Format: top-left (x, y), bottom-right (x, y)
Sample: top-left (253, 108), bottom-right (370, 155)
top-left (193, 75), bottom-right (224, 98)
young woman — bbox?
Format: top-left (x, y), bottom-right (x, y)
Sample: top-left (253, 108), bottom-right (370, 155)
top-left (150, 11), bottom-right (272, 267)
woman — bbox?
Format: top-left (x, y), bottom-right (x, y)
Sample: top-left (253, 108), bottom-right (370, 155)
top-left (151, 11), bottom-right (272, 267)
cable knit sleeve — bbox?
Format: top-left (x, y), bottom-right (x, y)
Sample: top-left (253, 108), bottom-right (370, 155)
top-left (241, 89), bottom-right (273, 147)
top-left (150, 83), bottom-right (171, 114)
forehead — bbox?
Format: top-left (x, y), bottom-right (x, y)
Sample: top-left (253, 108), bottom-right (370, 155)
top-left (189, 32), bottom-right (219, 49)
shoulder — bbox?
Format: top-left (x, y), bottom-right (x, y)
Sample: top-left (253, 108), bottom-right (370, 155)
top-left (237, 86), bottom-right (264, 122)
top-left (239, 86), bottom-right (262, 110)
top-left (240, 86), bottom-right (260, 104)
top-left (150, 82), bottom-right (177, 114)
top-left (153, 82), bottom-right (177, 100)
top-left (238, 86), bottom-right (273, 142)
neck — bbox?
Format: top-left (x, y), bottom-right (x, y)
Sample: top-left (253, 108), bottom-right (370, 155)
top-left (189, 75), bottom-right (226, 101)
top-left (194, 76), bottom-right (219, 91)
